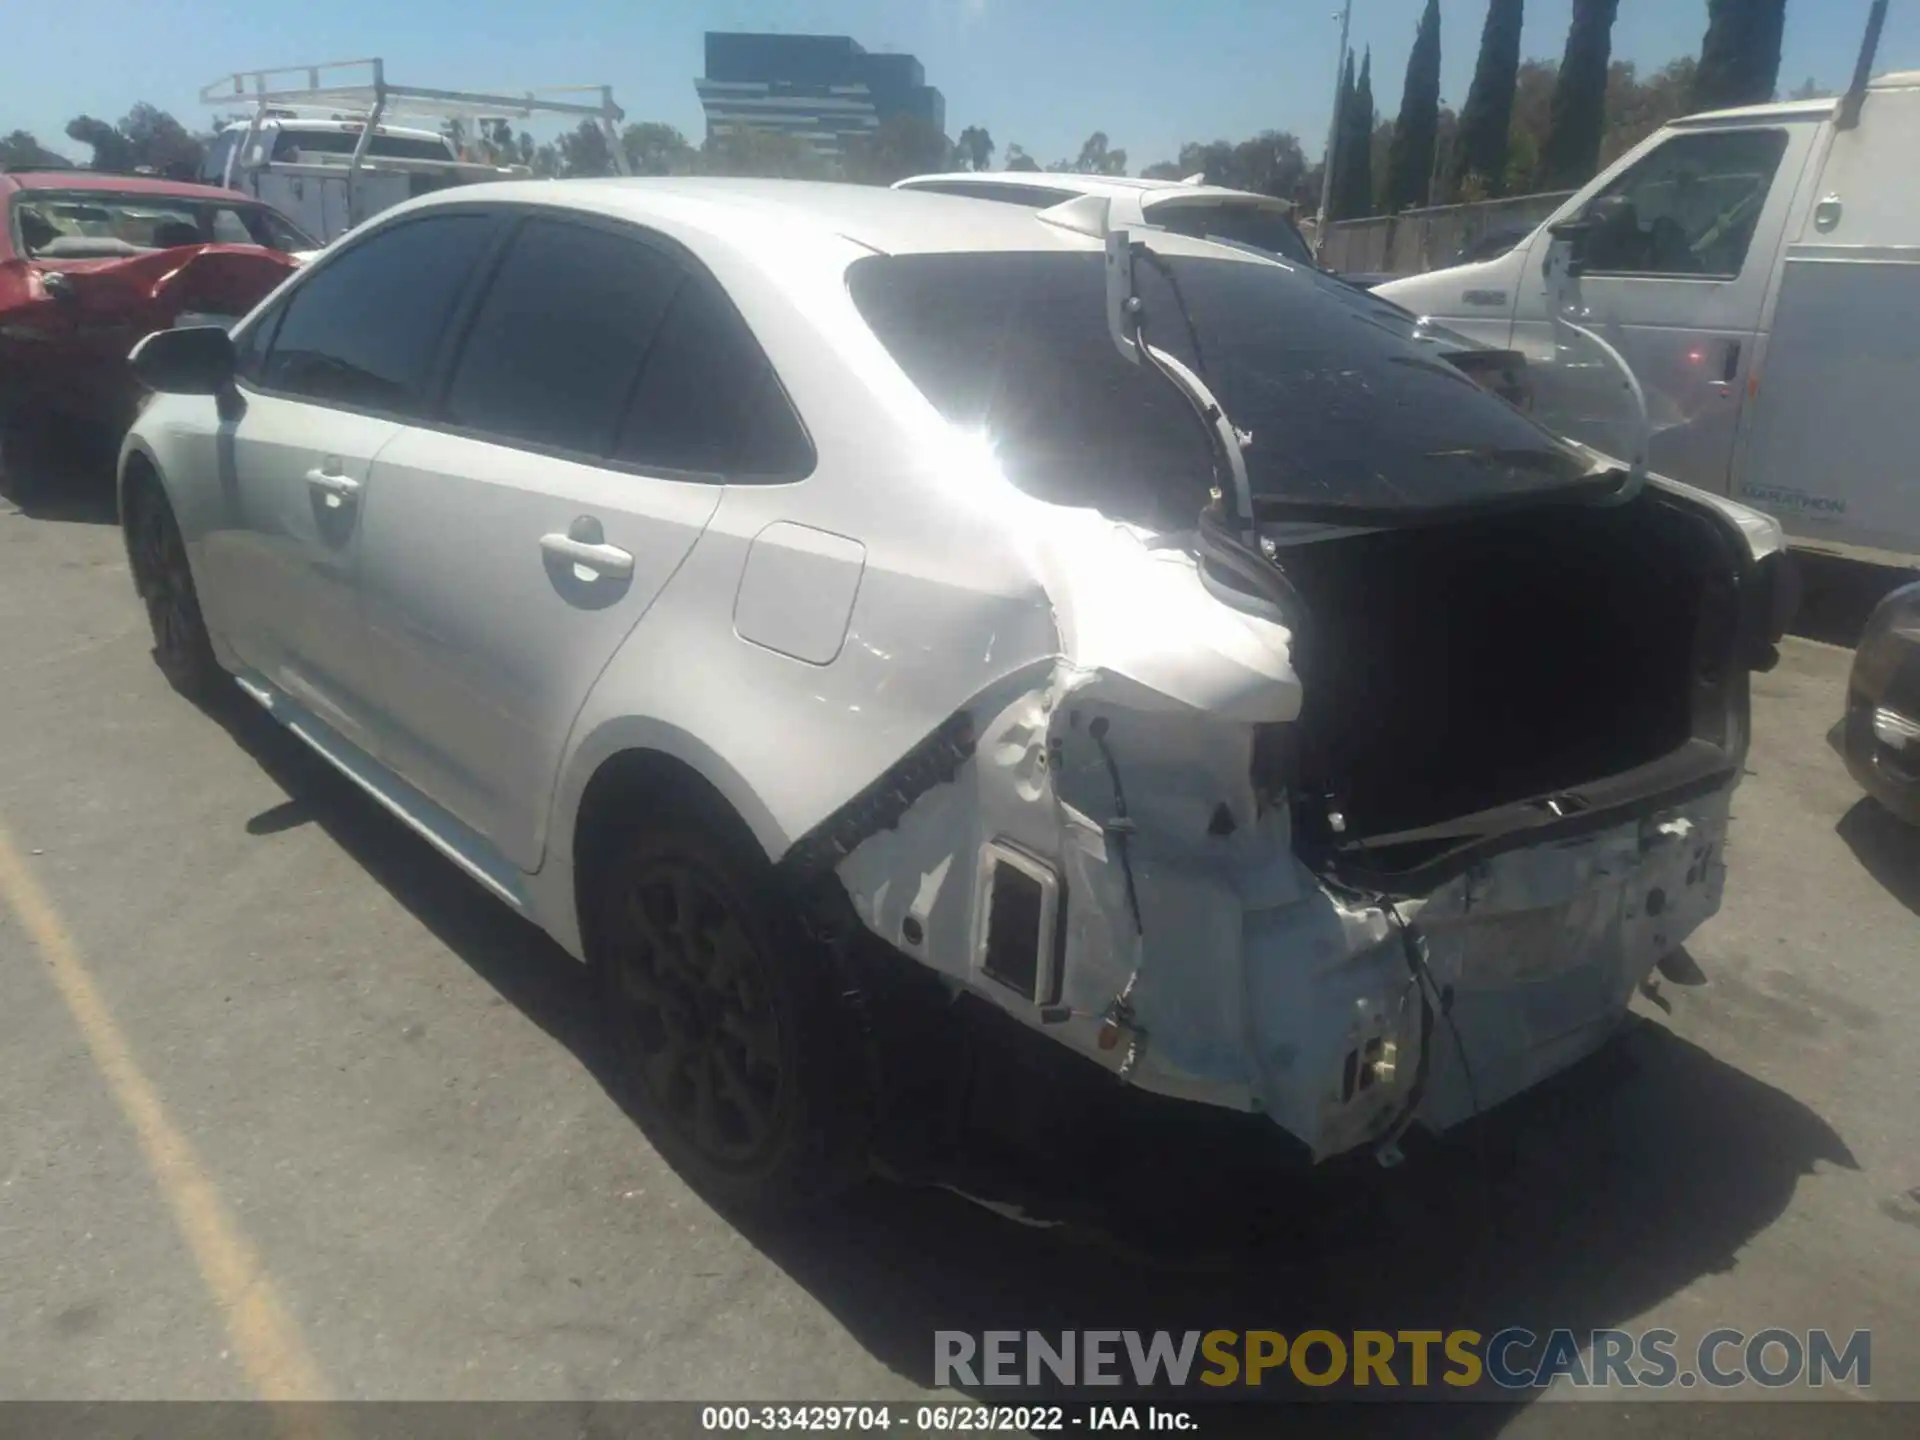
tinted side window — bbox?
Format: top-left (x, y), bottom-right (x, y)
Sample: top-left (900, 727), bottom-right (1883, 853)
top-left (613, 280), bottom-right (812, 478)
top-left (444, 219), bottom-right (682, 455)
top-left (232, 295), bottom-right (288, 384)
top-left (1585, 128), bottom-right (1789, 278)
top-left (260, 214), bottom-right (494, 415)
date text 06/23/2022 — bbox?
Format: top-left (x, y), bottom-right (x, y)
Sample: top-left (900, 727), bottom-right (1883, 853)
top-left (702, 1407), bottom-right (1196, 1432)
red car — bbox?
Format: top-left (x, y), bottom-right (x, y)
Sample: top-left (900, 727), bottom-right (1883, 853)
top-left (1, 171), bottom-right (313, 489)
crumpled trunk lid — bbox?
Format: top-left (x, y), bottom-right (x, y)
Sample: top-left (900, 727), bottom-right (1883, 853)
top-left (0, 244), bottom-right (296, 428)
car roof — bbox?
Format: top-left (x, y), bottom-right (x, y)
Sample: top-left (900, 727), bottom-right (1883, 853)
top-left (1, 171), bottom-right (254, 201)
top-left (894, 170), bottom-right (1295, 213)
top-left (395, 176), bottom-right (1291, 261)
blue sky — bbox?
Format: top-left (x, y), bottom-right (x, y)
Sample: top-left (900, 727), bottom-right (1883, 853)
top-left (8, 1), bottom-right (1918, 170)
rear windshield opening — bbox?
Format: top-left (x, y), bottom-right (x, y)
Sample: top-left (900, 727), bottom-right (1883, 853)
top-left (847, 250), bottom-right (1595, 530)
top-left (14, 192), bottom-right (317, 258)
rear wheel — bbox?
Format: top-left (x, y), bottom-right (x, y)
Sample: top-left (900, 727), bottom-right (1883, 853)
top-left (590, 805), bottom-right (872, 1215)
top-left (125, 471), bottom-right (220, 700)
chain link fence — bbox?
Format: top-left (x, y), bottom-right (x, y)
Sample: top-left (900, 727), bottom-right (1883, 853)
top-left (1308, 190), bottom-right (1576, 278)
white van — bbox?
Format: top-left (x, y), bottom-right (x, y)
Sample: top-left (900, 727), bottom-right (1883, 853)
top-left (1379, 65), bottom-right (1920, 563)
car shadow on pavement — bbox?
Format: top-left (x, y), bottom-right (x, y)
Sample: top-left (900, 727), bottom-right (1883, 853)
top-left (204, 686), bottom-right (1859, 1437)
top-left (0, 427), bottom-right (122, 525)
top-left (1791, 551), bottom-right (1918, 649)
top-left (1836, 797), bottom-right (1920, 919)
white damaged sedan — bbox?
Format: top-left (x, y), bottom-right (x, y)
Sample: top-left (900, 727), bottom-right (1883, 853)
top-left (119, 178), bottom-right (1794, 1210)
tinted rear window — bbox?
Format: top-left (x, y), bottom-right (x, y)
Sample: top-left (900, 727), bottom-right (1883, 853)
top-left (1148, 203), bottom-right (1314, 264)
top-left (848, 250), bottom-right (1592, 525)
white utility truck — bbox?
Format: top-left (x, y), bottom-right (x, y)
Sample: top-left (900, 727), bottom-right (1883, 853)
top-left (1380, 2), bottom-right (1920, 564)
top-left (200, 58), bottom-right (630, 245)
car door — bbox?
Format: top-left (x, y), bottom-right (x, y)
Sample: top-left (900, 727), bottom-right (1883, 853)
top-left (353, 212), bottom-right (813, 871)
top-left (215, 210), bottom-right (499, 745)
top-left (1512, 123), bottom-right (1814, 490)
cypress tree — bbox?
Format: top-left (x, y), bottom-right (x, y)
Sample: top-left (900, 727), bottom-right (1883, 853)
top-left (1451, 0), bottom-right (1526, 198)
top-left (1693, 0), bottom-right (1788, 111)
top-left (1348, 47), bottom-right (1376, 216)
top-left (1328, 49), bottom-right (1357, 219)
top-left (1384, 0), bottom-right (1442, 211)
top-left (1540, 0), bottom-right (1620, 188)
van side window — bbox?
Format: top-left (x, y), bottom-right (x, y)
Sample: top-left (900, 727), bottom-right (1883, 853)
top-left (1583, 128), bottom-right (1789, 279)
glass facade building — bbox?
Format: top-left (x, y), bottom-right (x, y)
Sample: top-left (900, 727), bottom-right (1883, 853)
top-left (696, 32), bottom-right (947, 159)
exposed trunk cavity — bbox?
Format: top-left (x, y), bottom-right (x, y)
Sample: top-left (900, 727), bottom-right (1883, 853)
top-left (1270, 491), bottom-right (1743, 885)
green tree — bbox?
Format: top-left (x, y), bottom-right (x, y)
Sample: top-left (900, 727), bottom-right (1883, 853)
top-left (557, 118), bottom-right (615, 177)
top-left (1504, 58), bottom-right (1559, 192)
top-left (1600, 56), bottom-right (1698, 165)
top-left (1004, 143), bottom-right (1041, 172)
top-left (0, 130), bottom-right (71, 171)
top-left (1693, 0), bottom-right (1787, 111)
top-left (1154, 131), bottom-right (1307, 198)
top-left (844, 115), bottom-right (952, 184)
top-left (116, 103), bottom-right (204, 177)
top-left (955, 124), bottom-right (994, 171)
top-left (1540, 0), bottom-right (1620, 188)
top-left (1384, 0), bottom-right (1443, 211)
top-left (1450, 0), bottom-right (1526, 200)
top-left (1052, 131), bottom-right (1128, 175)
top-left (1326, 50), bottom-right (1356, 217)
top-left (622, 121), bottom-right (697, 175)
top-left (64, 115), bottom-right (137, 172)
top-left (700, 127), bottom-right (829, 179)
top-left (1339, 47), bottom-right (1377, 217)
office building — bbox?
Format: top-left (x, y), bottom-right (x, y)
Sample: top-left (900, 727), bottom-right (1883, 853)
top-left (696, 32), bottom-right (946, 159)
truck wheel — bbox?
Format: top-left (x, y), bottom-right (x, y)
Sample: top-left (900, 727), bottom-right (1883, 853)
top-left (590, 805), bottom-right (872, 1215)
top-left (125, 471), bottom-right (220, 700)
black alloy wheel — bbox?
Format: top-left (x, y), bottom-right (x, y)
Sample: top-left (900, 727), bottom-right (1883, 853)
top-left (593, 811), bottom-right (872, 1213)
top-left (126, 476), bottom-right (218, 698)
top-left (607, 856), bottom-right (788, 1166)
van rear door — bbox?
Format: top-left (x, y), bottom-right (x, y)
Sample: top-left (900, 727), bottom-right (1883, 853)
top-left (1732, 83), bottom-right (1920, 558)
top-left (1511, 119), bottom-right (1820, 492)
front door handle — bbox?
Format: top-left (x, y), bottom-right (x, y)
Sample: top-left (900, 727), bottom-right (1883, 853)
top-left (540, 532), bottom-right (634, 581)
top-left (305, 467), bottom-right (361, 505)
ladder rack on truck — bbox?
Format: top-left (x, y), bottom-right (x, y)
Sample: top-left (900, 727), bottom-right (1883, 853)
top-left (201, 58), bottom-right (630, 234)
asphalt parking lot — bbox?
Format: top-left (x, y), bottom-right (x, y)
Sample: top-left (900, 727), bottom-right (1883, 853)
top-left (3, 461), bottom-right (1919, 1432)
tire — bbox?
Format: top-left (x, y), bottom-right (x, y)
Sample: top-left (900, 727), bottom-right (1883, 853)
top-left (590, 803), bottom-right (874, 1215)
top-left (124, 470), bottom-right (220, 700)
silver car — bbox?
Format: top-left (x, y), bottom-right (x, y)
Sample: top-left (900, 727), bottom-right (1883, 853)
top-left (120, 178), bottom-right (1793, 1212)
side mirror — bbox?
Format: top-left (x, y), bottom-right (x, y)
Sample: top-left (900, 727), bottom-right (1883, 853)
top-left (129, 325), bottom-right (237, 396)
top-left (41, 271), bottom-right (77, 304)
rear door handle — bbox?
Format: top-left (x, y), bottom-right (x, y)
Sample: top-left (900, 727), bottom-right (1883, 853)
top-left (305, 467), bottom-right (361, 504)
top-left (1709, 340), bottom-right (1742, 395)
top-left (540, 533), bottom-right (634, 581)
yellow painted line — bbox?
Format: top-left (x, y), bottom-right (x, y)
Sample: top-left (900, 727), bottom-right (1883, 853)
top-left (0, 821), bottom-right (332, 1407)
